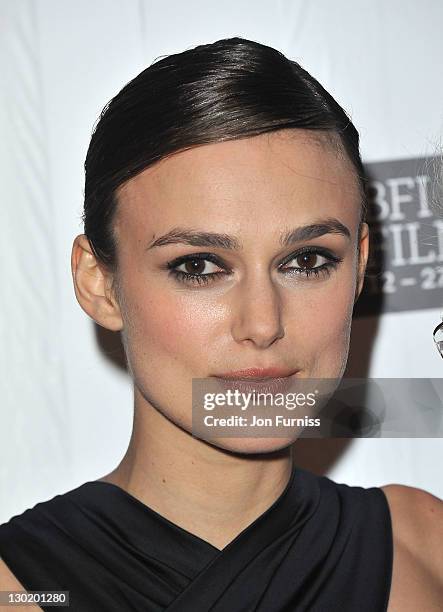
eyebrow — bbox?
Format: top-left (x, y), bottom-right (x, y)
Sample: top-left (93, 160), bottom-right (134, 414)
top-left (146, 218), bottom-right (351, 251)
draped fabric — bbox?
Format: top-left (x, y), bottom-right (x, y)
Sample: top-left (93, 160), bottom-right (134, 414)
top-left (0, 466), bottom-right (393, 611)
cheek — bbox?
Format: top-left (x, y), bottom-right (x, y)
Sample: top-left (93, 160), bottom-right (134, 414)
top-left (122, 284), bottom-right (218, 367)
top-left (288, 270), bottom-right (356, 375)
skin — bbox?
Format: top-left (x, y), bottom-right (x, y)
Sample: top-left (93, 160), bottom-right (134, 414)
top-left (1, 129), bottom-right (442, 610)
top-left (79, 130), bottom-right (368, 548)
top-left (80, 129), bottom-right (368, 545)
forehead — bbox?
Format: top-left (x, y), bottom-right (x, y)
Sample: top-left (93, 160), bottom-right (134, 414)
top-left (115, 129), bottom-right (361, 235)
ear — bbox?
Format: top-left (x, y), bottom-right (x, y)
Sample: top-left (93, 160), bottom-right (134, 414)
top-left (71, 234), bottom-right (123, 331)
top-left (355, 222), bottom-right (369, 302)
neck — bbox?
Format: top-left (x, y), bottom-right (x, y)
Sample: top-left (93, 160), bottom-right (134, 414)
top-left (101, 386), bottom-right (294, 550)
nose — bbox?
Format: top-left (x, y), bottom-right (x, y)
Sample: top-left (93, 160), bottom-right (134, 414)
top-left (231, 272), bottom-right (285, 349)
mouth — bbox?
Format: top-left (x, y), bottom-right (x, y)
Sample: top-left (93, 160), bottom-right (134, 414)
top-left (213, 367), bottom-right (300, 394)
top-left (215, 367), bottom-right (298, 379)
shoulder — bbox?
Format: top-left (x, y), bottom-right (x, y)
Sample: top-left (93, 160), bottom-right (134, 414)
top-left (380, 484), bottom-right (443, 611)
top-left (0, 483), bottom-right (98, 602)
top-left (381, 484), bottom-right (443, 551)
top-left (0, 558), bottom-right (41, 610)
top-left (0, 557), bottom-right (24, 588)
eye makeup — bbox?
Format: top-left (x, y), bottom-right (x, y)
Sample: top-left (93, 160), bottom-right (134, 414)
top-left (165, 246), bottom-right (343, 287)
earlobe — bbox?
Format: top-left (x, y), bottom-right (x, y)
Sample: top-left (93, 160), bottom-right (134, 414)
top-left (355, 222), bottom-right (370, 302)
top-left (71, 234), bottom-right (123, 331)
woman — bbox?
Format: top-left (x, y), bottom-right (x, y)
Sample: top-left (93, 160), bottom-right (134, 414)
top-left (0, 37), bottom-right (442, 611)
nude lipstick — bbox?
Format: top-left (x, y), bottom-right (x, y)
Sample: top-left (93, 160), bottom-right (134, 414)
top-left (213, 367), bottom-right (299, 394)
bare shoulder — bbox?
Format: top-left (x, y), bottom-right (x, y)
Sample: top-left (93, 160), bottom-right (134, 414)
top-left (0, 557), bottom-right (26, 590)
top-left (381, 484), bottom-right (443, 550)
top-left (0, 558), bottom-right (41, 610)
top-left (380, 484), bottom-right (443, 611)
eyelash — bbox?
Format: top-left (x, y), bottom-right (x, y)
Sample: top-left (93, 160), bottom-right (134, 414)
top-left (166, 248), bottom-right (343, 287)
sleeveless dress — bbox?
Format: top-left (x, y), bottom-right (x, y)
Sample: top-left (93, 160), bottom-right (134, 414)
top-left (0, 466), bottom-right (393, 611)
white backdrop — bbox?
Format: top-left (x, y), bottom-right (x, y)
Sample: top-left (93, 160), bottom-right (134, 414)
top-left (1, 0), bottom-right (442, 523)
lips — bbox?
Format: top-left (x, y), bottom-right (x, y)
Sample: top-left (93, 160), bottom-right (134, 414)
top-left (213, 367), bottom-right (299, 394)
top-left (215, 367), bottom-right (298, 380)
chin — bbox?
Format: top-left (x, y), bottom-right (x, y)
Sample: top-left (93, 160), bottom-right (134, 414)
top-left (205, 436), bottom-right (297, 456)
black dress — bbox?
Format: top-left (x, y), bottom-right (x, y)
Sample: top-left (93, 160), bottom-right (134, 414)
top-left (0, 466), bottom-right (393, 611)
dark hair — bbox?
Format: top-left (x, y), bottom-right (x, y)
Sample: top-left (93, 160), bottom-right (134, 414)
top-left (83, 37), bottom-right (366, 271)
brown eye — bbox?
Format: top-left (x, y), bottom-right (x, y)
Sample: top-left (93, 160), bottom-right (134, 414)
top-left (296, 253), bottom-right (318, 269)
top-left (184, 258), bottom-right (206, 274)
top-left (280, 251), bottom-right (331, 274)
top-left (175, 257), bottom-right (221, 276)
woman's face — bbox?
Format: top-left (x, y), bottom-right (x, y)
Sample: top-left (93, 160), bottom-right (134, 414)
top-left (107, 129), bottom-right (368, 452)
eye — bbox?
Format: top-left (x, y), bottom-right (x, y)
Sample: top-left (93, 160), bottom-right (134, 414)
top-left (279, 248), bottom-right (341, 278)
top-left (284, 252), bottom-right (329, 270)
top-left (175, 257), bottom-right (221, 276)
top-left (167, 253), bottom-right (230, 286)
